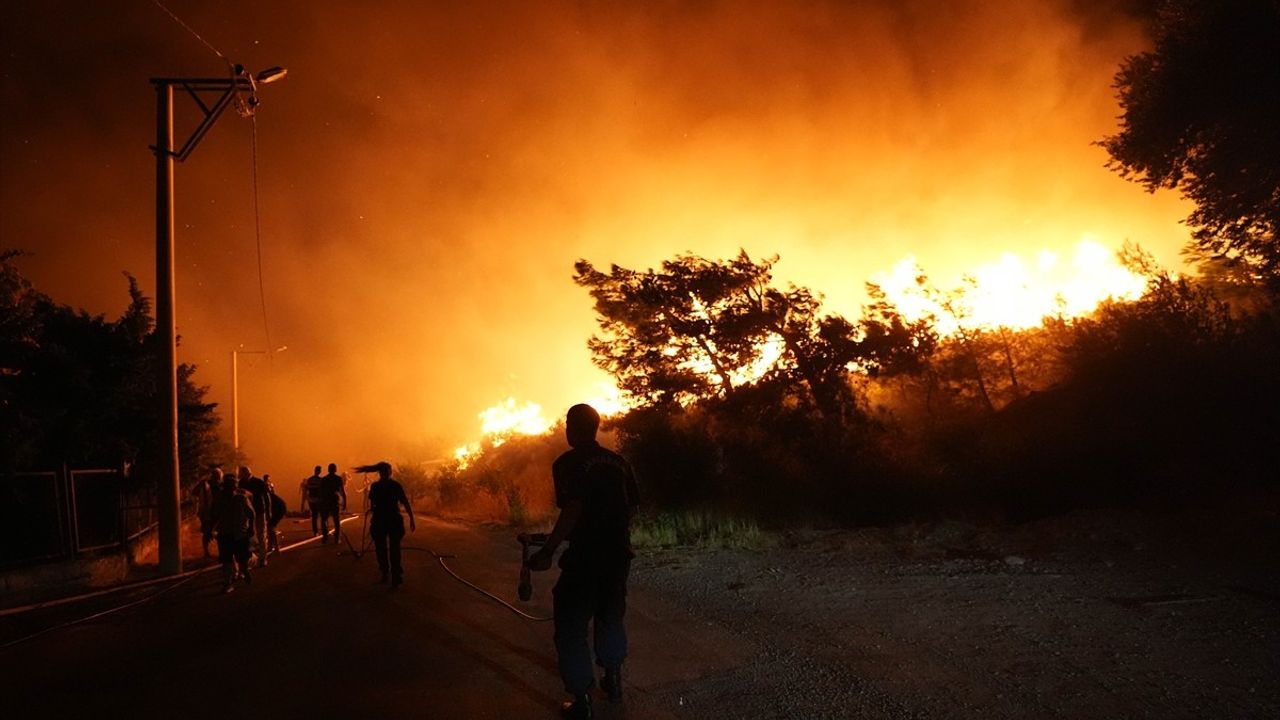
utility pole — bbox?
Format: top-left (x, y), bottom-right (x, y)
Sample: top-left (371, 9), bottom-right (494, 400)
top-left (150, 66), bottom-right (287, 575)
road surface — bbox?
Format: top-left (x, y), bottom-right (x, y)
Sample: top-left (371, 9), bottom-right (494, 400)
top-left (0, 517), bottom-right (743, 719)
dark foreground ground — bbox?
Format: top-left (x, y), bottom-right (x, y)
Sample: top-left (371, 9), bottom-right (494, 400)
top-left (1, 491), bottom-right (1277, 719)
top-left (630, 487), bottom-right (1280, 719)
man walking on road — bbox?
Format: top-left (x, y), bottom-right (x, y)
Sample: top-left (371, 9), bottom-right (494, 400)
top-left (210, 472), bottom-right (255, 593)
top-left (526, 403), bottom-right (639, 720)
top-left (197, 467), bottom-right (222, 558)
top-left (358, 461), bottom-right (416, 587)
top-left (320, 463), bottom-right (347, 544)
top-left (239, 466), bottom-right (271, 567)
top-left (304, 465), bottom-right (323, 536)
top-left (266, 475), bottom-right (287, 553)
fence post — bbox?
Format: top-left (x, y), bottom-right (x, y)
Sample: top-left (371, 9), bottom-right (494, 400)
top-left (65, 463), bottom-right (80, 555)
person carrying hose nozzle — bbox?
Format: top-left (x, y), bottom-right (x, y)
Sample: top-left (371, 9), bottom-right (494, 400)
top-left (526, 403), bottom-right (639, 720)
top-left (357, 461), bottom-right (415, 587)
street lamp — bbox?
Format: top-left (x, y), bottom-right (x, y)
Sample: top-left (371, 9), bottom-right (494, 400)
top-left (151, 65), bottom-right (287, 574)
top-left (231, 345), bottom-right (288, 450)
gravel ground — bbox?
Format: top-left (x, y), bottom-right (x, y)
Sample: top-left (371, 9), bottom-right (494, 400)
top-left (629, 490), bottom-right (1280, 719)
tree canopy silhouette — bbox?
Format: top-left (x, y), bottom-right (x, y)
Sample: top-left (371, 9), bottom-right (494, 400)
top-left (1100, 0), bottom-right (1280, 277)
top-left (573, 251), bottom-right (779, 407)
top-left (574, 251), bottom-right (894, 423)
top-left (0, 250), bottom-right (223, 492)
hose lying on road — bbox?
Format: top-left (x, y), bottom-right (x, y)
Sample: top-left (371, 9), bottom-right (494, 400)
top-left (337, 520), bottom-right (552, 623)
top-left (407, 546), bottom-right (553, 623)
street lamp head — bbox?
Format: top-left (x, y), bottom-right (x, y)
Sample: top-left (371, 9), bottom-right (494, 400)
top-left (256, 66), bottom-right (288, 84)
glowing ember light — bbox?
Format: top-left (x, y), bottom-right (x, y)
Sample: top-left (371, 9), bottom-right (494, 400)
top-left (452, 387), bottom-right (633, 469)
top-left (871, 237), bottom-right (1147, 335)
top-left (479, 397), bottom-right (553, 437)
top-left (582, 382), bottom-right (630, 417)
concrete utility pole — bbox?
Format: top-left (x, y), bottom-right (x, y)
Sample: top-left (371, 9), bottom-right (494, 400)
top-left (150, 66), bottom-right (287, 575)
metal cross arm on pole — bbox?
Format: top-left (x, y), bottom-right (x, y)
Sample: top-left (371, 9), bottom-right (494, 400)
top-left (150, 67), bottom-right (287, 162)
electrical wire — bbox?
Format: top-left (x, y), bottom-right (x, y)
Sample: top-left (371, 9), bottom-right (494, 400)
top-left (151, 0), bottom-right (231, 68)
top-left (152, 0), bottom-right (275, 354)
top-left (249, 114), bottom-right (275, 357)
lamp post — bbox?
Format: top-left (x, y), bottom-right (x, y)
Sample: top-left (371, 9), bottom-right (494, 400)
top-left (151, 65), bottom-right (287, 575)
top-left (231, 345), bottom-right (288, 450)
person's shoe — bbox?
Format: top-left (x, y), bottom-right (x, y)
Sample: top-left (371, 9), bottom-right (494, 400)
top-left (601, 668), bottom-right (623, 702)
top-left (560, 694), bottom-right (592, 719)
top-left (242, 568), bottom-right (252, 585)
top-left (222, 583), bottom-right (234, 594)
top-left (321, 534), bottom-right (329, 544)
top-left (391, 575), bottom-right (403, 588)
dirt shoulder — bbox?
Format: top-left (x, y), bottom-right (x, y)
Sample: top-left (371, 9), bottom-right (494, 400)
top-left (627, 490), bottom-right (1280, 719)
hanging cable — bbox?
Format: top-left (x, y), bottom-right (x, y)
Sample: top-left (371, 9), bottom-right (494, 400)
top-left (151, 0), bottom-right (232, 68)
top-left (249, 113), bottom-right (274, 356)
top-left (152, 0), bottom-right (275, 353)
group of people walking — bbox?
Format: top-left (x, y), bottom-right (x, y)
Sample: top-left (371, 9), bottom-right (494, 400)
top-left (189, 402), bottom-right (636, 718)
top-left (195, 466), bottom-right (286, 593)
top-left (299, 463), bottom-right (348, 544)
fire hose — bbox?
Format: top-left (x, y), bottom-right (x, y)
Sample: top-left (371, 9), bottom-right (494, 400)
top-left (336, 517), bottom-right (553, 622)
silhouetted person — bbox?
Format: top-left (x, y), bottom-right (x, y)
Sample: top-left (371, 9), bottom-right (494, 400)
top-left (197, 467), bottom-right (223, 558)
top-left (266, 475), bottom-right (287, 553)
top-left (526, 404), bottom-right (639, 719)
top-left (319, 462), bottom-right (347, 544)
top-left (239, 466), bottom-right (271, 567)
top-left (358, 461), bottom-right (416, 587)
top-left (210, 472), bottom-right (255, 593)
top-left (304, 465), bottom-right (323, 536)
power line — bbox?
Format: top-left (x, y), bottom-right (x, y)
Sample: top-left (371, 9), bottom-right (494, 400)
top-left (151, 0), bottom-right (231, 67)
top-left (250, 114), bottom-right (275, 357)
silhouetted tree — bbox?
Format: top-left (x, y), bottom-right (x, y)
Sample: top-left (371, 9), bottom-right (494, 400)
top-left (0, 251), bottom-right (221, 497)
top-left (574, 251), bottom-right (776, 406)
top-left (1100, 0), bottom-right (1280, 277)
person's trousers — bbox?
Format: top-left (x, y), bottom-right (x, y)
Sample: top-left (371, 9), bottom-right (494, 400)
top-left (371, 518), bottom-right (405, 579)
top-left (552, 558), bottom-right (630, 695)
top-left (310, 507), bottom-right (321, 534)
top-left (253, 512), bottom-right (269, 563)
top-left (216, 535), bottom-right (250, 584)
top-left (322, 506), bottom-right (341, 541)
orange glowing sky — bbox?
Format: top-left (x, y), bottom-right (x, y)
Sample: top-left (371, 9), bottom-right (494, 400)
top-left (1, 1), bottom-right (1189, 499)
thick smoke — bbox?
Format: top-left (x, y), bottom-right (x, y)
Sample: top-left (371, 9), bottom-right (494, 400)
top-left (0, 1), bottom-right (1189, 501)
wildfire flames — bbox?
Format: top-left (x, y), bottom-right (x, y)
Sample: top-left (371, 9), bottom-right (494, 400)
top-left (452, 238), bottom-right (1146, 465)
top-left (453, 385), bottom-right (628, 468)
top-left (873, 237), bottom-right (1147, 335)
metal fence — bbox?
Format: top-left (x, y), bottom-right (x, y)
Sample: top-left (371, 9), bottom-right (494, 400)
top-left (0, 466), bottom-right (155, 568)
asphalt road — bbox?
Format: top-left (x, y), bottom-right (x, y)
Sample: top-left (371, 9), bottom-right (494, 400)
top-left (0, 517), bottom-right (717, 719)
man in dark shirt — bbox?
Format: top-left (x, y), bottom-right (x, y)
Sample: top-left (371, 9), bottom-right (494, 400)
top-left (238, 466), bottom-right (271, 567)
top-left (265, 475), bottom-right (287, 553)
top-left (303, 465), bottom-right (323, 536)
top-left (209, 472), bottom-right (255, 593)
top-left (527, 403), bottom-right (639, 720)
top-left (197, 467), bottom-right (222, 557)
top-left (320, 463), bottom-right (347, 544)
top-left (360, 461), bottom-right (416, 587)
